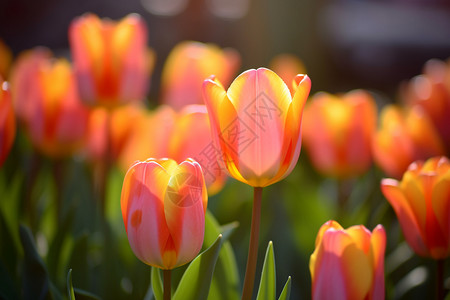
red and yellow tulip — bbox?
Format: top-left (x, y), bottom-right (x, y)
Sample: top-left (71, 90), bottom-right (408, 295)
top-left (0, 39), bottom-right (12, 79)
top-left (310, 220), bottom-right (386, 300)
top-left (0, 78), bottom-right (15, 166)
top-left (69, 13), bottom-right (152, 108)
top-left (372, 105), bottom-right (444, 179)
top-left (121, 158), bottom-right (207, 269)
top-left (10, 49), bottom-right (90, 158)
top-left (302, 90), bottom-right (376, 178)
top-left (203, 68), bottom-right (311, 187)
top-left (381, 156), bottom-right (450, 259)
top-left (161, 41), bottom-right (240, 110)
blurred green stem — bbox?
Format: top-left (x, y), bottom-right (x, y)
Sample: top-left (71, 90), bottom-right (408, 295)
top-left (437, 259), bottom-right (445, 300)
top-left (97, 111), bottom-right (111, 217)
top-left (52, 160), bottom-right (64, 225)
top-left (164, 269), bottom-right (171, 300)
top-left (241, 187), bottom-right (263, 300)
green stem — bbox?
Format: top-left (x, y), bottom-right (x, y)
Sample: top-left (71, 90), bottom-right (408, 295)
top-left (437, 259), bottom-right (445, 300)
top-left (241, 187), bottom-right (263, 300)
top-left (98, 111), bottom-right (112, 217)
top-left (163, 269), bottom-right (171, 300)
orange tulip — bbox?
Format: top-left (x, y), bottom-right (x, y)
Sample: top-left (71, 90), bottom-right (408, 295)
top-left (269, 53), bottom-right (306, 96)
top-left (168, 105), bottom-right (227, 194)
top-left (10, 49), bottom-right (89, 158)
top-left (372, 105), bottom-right (444, 179)
top-left (121, 158), bottom-right (207, 269)
top-left (401, 59), bottom-right (450, 151)
top-left (381, 156), bottom-right (450, 259)
top-left (310, 220), bottom-right (386, 300)
top-left (0, 79), bottom-right (15, 166)
top-left (69, 13), bottom-right (152, 108)
top-left (203, 68), bottom-right (311, 187)
top-left (84, 104), bottom-right (146, 164)
top-left (302, 90), bottom-right (376, 178)
top-left (161, 41), bottom-right (240, 110)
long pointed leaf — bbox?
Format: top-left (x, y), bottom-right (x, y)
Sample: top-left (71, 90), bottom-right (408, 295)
top-left (256, 241), bottom-right (275, 300)
top-left (172, 234), bottom-right (223, 300)
top-left (67, 269), bottom-right (75, 300)
top-left (277, 277), bottom-right (291, 300)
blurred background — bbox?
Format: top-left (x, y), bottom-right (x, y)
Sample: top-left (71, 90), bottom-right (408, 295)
top-left (1, 0), bottom-right (450, 299)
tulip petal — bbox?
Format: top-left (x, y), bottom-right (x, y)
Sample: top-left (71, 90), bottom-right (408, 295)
top-left (121, 160), bottom-right (172, 269)
top-left (381, 178), bottom-right (429, 256)
top-left (164, 159), bottom-right (207, 268)
top-left (369, 225), bottom-right (386, 300)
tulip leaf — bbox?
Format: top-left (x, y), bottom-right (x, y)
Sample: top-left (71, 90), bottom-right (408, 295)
top-left (204, 210), bottom-right (240, 300)
top-left (151, 267), bottom-right (163, 300)
top-left (172, 234), bottom-right (223, 300)
top-left (256, 241), bottom-right (276, 300)
top-left (67, 269), bottom-right (75, 300)
top-left (277, 277), bottom-right (291, 300)
top-left (19, 224), bottom-right (52, 300)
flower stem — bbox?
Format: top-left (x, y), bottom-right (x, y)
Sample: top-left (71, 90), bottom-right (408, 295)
top-left (163, 269), bottom-right (172, 300)
top-left (241, 187), bottom-right (263, 300)
top-left (437, 259), bottom-right (445, 300)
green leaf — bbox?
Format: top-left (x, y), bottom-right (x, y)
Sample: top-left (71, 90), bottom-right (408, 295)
top-left (151, 267), bottom-right (163, 300)
top-left (73, 288), bottom-right (101, 300)
top-left (19, 225), bottom-right (52, 300)
top-left (172, 234), bottom-right (223, 300)
top-left (204, 211), bottom-right (240, 300)
top-left (277, 277), bottom-right (291, 300)
top-left (256, 241), bottom-right (276, 300)
top-left (67, 269), bottom-right (75, 300)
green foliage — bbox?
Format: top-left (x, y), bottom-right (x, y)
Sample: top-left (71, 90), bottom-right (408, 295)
top-left (256, 241), bottom-right (276, 300)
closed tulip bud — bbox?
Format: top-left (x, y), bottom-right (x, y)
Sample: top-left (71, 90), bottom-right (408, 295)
top-left (302, 90), bottom-right (376, 178)
top-left (10, 49), bottom-right (89, 158)
top-left (69, 13), bottom-right (152, 108)
top-left (381, 156), bottom-right (450, 259)
top-left (203, 68), bottom-right (311, 187)
top-left (161, 41), bottom-right (240, 110)
top-left (121, 158), bottom-right (207, 269)
top-left (0, 79), bottom-right (15, 166)
top-left (373, 105), bottom-right (444, 179)
top-left (310, 220), bottom-right (386, 300)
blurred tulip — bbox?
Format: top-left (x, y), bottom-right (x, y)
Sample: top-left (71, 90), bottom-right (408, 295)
top-left (401, 59), bottom-right (450, 152)
top-left (161, 41), bottom-right (240, 110)
top-left (168, 105), bottom-right (227, 194)
top-left (69, 13), bottom-right (153, 108)
top-left (10, 49), bottom-right (89, 158)
top-left (0, 39), bottom-right (12, 79)
top-left (310, 220), bottom-right (386, 300)
top-left (269, 53), bottom-right (306, 96)
top-left (119, 105), bottom-right (176, 171)
top-left (121, 158), bottom-right (207, 269)
top-left (372, 105), bottom-right (444, 179)
top-left (381, 156), bottom-right (450, 259)
top-left (84, 104), bottom-right (146, 164)
top-left (0, 79), bottom-right (15, 166)
top-left (203, 68), bottom-right (311, 187)
top-left (303, 90), bottom-right (376, 178)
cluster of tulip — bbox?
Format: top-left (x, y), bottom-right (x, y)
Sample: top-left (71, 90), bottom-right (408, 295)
top-left (1, 11), bottom-right (450, 300)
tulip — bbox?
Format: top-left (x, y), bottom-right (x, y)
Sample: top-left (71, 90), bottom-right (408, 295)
top-left (381, 156), bottom-right (450, 259)
top-left (401, 59), bottom-right (450, 152)
top-left (269, 53), bottom-right (306, 96)
top-left (302, 90), bottom-right (376, 178)
top-left (161, 41), bottom-right (240, 110)
top-left (203, 67), bottom-right (311, 187)
top-left (69, 13), bottom-right (152, 108)
top-left (9, 49), bottom-right (89, 158)
top-left (168, 105), bottom-right (227, 195)
top-left (0, 79), bottom-right (15, 166)
top-left (121, 158), bottom-right (207, 270)
top-left (84, 104), bottom-right (146, 164)
top-left (372, 105), bottom-right (444, 179)
top-left (310, 220), bottom-right (386, 300)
